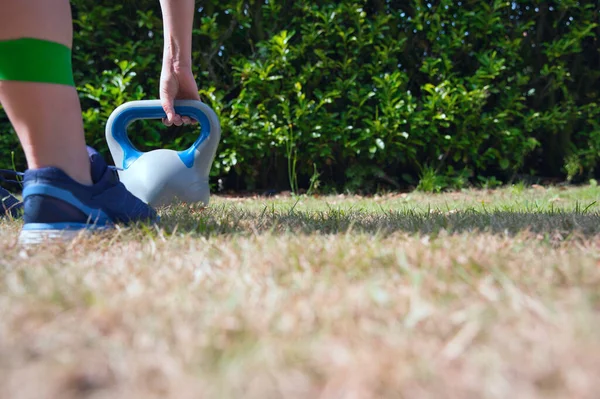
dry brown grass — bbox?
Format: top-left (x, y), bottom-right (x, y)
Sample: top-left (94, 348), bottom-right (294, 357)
top-left (1, 185), bottom-right (600, 399)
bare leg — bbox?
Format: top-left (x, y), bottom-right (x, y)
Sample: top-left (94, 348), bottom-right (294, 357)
top-left (0, 0), bottom-right (92, 185)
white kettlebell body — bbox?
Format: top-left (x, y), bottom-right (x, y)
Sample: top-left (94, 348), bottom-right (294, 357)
top-left (105, 100), bottom-right (221, 208)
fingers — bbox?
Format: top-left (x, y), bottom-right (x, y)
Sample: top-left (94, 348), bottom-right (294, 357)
top-left (162, 101), bottom-right (184, 127)
top-left (162, 116), bottom-right (198, 127)
top-left (161, 87), bottom-right (200, 126)
top-left (161, 100), bottom-right (200, 126)
top-left (181, 116), bottom-right (199, 125)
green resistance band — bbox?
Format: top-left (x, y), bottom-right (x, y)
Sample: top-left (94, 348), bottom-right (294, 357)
top-left (0, 38), bottom-right (74, 86)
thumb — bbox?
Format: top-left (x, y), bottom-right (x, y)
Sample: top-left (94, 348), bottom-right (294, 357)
top-left (161, 96), bottom-right (180, 127)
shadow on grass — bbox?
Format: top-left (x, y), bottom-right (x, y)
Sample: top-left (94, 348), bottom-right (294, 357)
top-left (156, 202), bottom-right (600, 239)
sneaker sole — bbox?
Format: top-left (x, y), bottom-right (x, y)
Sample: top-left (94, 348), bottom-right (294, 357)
top-left (18, 223), bottom-right (113, 245)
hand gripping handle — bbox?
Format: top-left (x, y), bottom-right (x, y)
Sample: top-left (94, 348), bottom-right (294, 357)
top-left (105, 99), bottom-right (221, 169)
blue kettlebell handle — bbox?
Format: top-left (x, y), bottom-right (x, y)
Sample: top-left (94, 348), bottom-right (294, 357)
top-left (105, 99), bottom-right (217, 169)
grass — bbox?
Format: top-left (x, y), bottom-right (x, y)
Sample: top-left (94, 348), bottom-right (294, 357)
top-left (1, 184), bottom-right (600, 399)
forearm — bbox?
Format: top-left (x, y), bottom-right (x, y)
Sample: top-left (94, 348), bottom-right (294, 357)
top-left (159, 0), bottom-right (195, 68)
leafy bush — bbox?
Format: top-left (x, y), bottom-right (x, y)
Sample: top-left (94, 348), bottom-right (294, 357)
top-left (1, 0), bottom-right (598, 194)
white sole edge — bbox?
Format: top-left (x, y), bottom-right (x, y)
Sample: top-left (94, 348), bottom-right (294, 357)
top-left (18, 229), bottom-right (91, 246)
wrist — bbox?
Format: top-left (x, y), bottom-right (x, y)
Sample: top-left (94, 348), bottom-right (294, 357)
top-left (163, 36), bottom-right (192, 65)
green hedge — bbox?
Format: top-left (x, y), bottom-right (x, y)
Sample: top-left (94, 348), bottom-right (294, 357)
top-left (1, 0), bottom-right (599, 193)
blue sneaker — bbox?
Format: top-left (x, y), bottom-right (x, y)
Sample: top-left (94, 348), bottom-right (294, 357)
top-left (1, 186), bottom-right (22, 218)
top-left (19, 147), bottom-right (158, 244)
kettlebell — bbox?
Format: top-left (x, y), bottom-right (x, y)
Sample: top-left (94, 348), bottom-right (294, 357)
top-left (105, 99), bottom-right (221, 208)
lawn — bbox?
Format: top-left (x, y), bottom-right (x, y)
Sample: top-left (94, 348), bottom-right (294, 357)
top-left (1, 185), bottom-right (600, 399)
